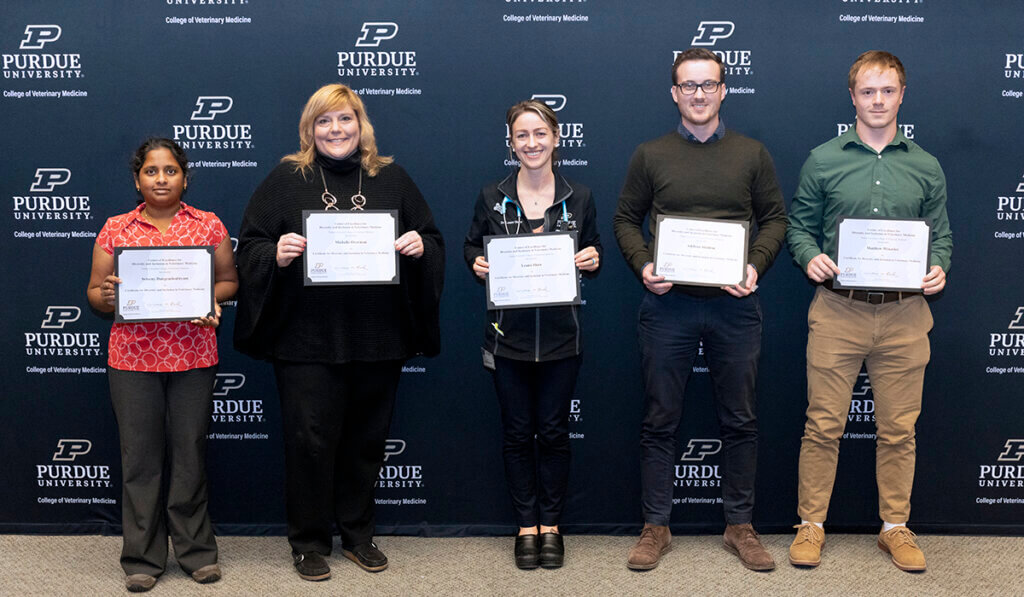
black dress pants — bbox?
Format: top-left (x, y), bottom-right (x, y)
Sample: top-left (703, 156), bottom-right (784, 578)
top-left (492, 355), bottom-right (581, 528)
top-left (274, 359), bottom-right (402, 555)
top-left (108, 366), bottom-right (218, 577)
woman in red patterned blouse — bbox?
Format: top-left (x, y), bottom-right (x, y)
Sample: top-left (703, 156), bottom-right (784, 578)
top-left (86, 138), bottom-right (237, 593)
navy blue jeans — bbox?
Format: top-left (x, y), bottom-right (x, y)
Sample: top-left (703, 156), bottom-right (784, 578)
top-left (492, 355), bottom-right (582, 528)
top-left (637, 290), bottom-right (762, 525)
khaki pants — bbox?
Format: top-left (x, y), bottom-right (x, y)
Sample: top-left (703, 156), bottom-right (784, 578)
top-left (797, 287), bottom-right (933, 523)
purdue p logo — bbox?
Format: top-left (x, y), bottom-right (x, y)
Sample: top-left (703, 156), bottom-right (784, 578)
top-left (53, 439), bottom-right (91, 461)
top-left (30, 168), bottom-right (72, 193)
top-left (691, 21), bottom-right (734, 46)
top-left (998, 439), bottom-right (1024, 462)
top-left (20, 25), bottom-right (62, 50)
top-left (851, 372), bottom-right (872, 396)
top-left (1009, 307), bottom-right (1024, 330)
top-left (191, 96), bottom-right (233, 121)
top-left (213, 373), bottom-right (246, 396)
top-left (680, 439), bottom-right (722, 461)
top-left (41, 306), bottom-right (81, 329)
top-left (531, 94), bottom-right (567, 112)
top-left (355, 22), bottom-right (399, 47)
top-left (383, 439), bottom-right (406, 461)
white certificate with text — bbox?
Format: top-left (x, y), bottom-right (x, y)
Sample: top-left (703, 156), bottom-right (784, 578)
top-left (114, 246), bottom-right (215, 323)
top-left (484, 232), bottom-right (580, 310)
top-left (834, 216), bottom-right (931, 292)
top-left (303, 210), bottom-right (399, 286)
top-left (652, 215), bottom-right (749, 287)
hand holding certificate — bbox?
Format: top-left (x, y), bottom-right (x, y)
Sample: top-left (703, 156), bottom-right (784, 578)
top-left (652, 215), bottom-right (749, 287)
top-left (114, 246), bottom-right (215, 323)
top-left (484, 232), bottom-right (580, 309)
top-left (834, 216), bottom-right (931, 292)
top-left (303, 210), bottom-right (399, 285)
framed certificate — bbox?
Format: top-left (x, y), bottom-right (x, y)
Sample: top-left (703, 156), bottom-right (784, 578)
top-left (834, 216), bottom-right (931, 292)
top-left (652, 215), bottom-right (749, 287)
top-left (302, 210), bottom-right (399, 286)
top-left (114, 246), bottom-right (215, 323)
top-left (484, 232), bottom-right (580, 310)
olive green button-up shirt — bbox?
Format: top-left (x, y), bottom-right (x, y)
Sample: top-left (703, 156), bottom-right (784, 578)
top-left (787, 128), bottom-right (952, 274)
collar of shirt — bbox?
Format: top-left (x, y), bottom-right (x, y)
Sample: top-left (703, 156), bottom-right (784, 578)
top-left (838, 127), bottom-right (909, 154)
top-left (678, 119), bottom-right (725, 144)
top-left (125, 201), bottom-right (199, 228)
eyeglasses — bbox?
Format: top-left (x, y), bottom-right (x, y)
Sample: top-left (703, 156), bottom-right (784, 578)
top-left (675, 80), bottom-right (722, 95)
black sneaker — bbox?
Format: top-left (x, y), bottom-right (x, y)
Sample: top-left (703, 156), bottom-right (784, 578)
top-left (342, 541), bottom-right (389, 572)
top-left (292, 552), bottom-right (331, 581)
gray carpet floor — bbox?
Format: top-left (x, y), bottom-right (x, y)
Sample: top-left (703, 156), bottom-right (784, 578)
top-left (3, 534), bottom-right (1022, 596)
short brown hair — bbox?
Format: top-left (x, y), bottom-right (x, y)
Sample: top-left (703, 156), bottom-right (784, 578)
top-left (506, 99), bottom-right (560, 164)
top-left (671, 48), bottom-right (725, 86)
top-left (848, 51), bottom-right (906, 90)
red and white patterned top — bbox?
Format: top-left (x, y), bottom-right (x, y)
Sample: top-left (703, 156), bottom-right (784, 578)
top-left (97, 202), bottom-right (229, 372)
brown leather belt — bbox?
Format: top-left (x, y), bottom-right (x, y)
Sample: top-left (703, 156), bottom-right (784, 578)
top-left (823, 280), bottom-right (904, 305)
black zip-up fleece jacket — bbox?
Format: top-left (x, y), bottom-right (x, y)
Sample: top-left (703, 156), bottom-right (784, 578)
top-left (464, 169), bottom-right (602, 362)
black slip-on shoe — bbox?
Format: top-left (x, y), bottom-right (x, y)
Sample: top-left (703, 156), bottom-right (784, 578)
top-left (343, 541), bottom-right (389, 572)
top-left (515, 534), bottom-right (540, 570)
top-left (539, 532), bottom-right (564, 568)
top-left (292, 552), bottom-right (331, 581)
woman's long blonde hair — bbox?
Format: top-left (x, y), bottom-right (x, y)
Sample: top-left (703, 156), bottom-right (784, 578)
top-left (282, 83), bottom-right (393, 177)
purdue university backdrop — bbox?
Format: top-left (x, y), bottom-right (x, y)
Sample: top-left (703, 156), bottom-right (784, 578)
top-left (3, 1), bottom-right (1023, 536)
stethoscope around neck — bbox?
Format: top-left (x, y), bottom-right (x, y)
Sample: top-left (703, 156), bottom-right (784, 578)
top-left (500, 196), bottom-right (568, 235)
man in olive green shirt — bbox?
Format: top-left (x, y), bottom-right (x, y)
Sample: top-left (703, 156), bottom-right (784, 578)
top-left (786, 51), bottom-right (951, 573)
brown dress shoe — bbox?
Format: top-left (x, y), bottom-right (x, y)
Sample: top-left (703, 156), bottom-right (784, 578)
top-left (723, 523), bottom-right (776, 571)
top-left (878, 526), bottom-right (926, 572)
top-left (789, 523), bottom-right (825, 567)
top-left (190, 564), bottom-right (221, 584)
top-left (626, 524), bottom-right (671, 570)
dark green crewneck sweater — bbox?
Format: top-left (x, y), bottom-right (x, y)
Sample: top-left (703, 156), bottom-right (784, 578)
top-left (613, 130), bottom-right (788, 296)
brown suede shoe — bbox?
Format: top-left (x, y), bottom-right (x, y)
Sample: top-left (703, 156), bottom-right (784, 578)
top-left (191, 564), bottom-right (222, 584)
top-left (789, 523), bottom-right (825, 567)
top-left (723, 523), bottom-right (775, 571)
top-left (878, 526), bottom-right (926, 572)
top-left (125, 574), bottom-right (157, 592)
top-left (626, 524), bottom-right (671, 570)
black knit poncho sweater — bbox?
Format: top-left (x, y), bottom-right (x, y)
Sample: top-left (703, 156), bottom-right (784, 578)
top-left (234, 154), bottom-right (445, 363)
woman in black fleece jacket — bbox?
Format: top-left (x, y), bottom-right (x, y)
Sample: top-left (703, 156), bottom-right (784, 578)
top-left (464, 99), bottom-right (601, 570)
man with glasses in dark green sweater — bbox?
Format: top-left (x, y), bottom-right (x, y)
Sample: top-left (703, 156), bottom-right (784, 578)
top-left (613, 47), bottom-right (787, 572)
